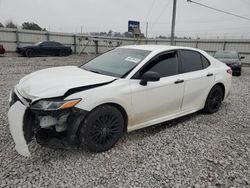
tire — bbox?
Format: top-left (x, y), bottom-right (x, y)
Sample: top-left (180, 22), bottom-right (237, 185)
top-left (21, 51), bottom-right (26, 57)
top-left (25, 49), bottom-right (34, 58)
top-left (59, 50), bottom-right (65, 56)
top-left (79, 105), bottom-right (124, 152)
top-left (203, 85), bottom-right (224, 114)
top-left (235, 71), bottom-right (241, 76)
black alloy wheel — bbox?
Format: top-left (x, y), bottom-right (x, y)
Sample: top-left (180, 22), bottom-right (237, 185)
top-left (79, 105), bottom-right (124, 152)
top-left (204, 85), bottom-right (224, 114)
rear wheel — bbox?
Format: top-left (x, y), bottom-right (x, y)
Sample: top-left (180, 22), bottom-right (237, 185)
top-left (79, 105), bottom-right (124, 152)
top-left (59, 50), bottom-right (65, 56)
top-left (204, 85), bottom-right (224, 114)
top-left (25, 49), bottom-right (34, 57)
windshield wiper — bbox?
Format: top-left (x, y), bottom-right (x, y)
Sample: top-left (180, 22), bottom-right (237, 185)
top-left (89, 70), bottom-right (102, 74)
top-left (83, 68), bottom-right (103, 75)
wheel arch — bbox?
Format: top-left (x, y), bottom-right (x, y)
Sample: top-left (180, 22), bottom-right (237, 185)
top-left (214, 82), bottom-right (225, 100)
top-left (202, 82), bottom-right (226, 109)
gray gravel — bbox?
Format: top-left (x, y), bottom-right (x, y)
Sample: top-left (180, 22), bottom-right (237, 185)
top-left (0, 54), bottom-right (249, 187)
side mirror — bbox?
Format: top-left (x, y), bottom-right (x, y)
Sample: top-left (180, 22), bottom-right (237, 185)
top-left (140, 71), bottom-right (160, 86)
top-left (240, 56), bottom-right (245, 59)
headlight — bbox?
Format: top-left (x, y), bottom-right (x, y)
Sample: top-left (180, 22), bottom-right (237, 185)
top-left (31, 98), bottom-right (81, 111)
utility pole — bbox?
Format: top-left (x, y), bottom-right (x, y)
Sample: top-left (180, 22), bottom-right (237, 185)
top-left (146, 22), bottom-right (148, 38)
top-left (170, 0), bottom-right (177, 45)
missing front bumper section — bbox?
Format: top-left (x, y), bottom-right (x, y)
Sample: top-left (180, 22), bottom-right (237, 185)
top-left (26, 107), bottom-right (88, 146)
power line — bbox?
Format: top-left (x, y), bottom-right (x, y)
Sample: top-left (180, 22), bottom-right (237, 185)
top-left (150, 0), bottom-right (171, 33)
top-left (145, 0), bottom-right (157, 22)
top-left (152, 0), bottom-right (171, 25)
top-left (187, 0), bottom-right (250, 21)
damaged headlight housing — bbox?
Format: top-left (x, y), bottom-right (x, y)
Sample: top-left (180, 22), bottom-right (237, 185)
top-left (31, 98), bottom-right (81, 111)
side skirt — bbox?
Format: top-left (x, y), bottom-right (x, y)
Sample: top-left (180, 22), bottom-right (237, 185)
top-left (127, 108), bottom-right (201, 132)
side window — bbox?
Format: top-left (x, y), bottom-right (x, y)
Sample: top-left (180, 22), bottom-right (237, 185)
top-left (180, 50), bottom-right (203, 73)
top-left (142, 51), bottom-right (178, 78)
top-left (54, 42), bottom-right (62, 47)
top-left (59, 42), bottom-right (63, 46)
top-left (48, 42), bottom-right (56, 47)
top-left (41, 42), bottom-right (51, 47)
top-left (201, 55), bottom-right (210, 68)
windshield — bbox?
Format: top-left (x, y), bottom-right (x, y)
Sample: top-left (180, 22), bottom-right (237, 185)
top-left (214, 51), bottom-right (238, 59)
top-left (81, 48), bottom-right (151, 77)
top-left (35, 41), bottom-right (43, 46)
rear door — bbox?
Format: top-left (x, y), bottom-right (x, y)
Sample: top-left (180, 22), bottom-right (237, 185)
top-left (46, 42), bottom-right (59, 55)
top-left (179, 49), bottom-right (214, 111)
top-left (38, 42), bottom-right (51, 55)
top-left (130, 51), bottom-right (185, 126)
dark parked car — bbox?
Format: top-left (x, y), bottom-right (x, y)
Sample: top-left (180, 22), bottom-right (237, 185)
top-left (214, 50), bottom-right (244, 76)
top-left (0, 44), bottom-right (5, 54)
top-left (16, 41), bottom-right (72, 57)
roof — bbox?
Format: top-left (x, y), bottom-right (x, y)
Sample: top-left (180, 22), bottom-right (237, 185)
top-left (119, 45), bottom-right (202, 53)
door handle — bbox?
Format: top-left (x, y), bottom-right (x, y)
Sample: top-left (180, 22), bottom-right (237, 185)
top-left (207, 73), bottom-right (213, 77)
top-left (174, 79), bottom-right (184, 84)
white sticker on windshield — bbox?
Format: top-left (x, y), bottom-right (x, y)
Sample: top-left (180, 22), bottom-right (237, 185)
top-left (125, 57), bottom-right (141, 63)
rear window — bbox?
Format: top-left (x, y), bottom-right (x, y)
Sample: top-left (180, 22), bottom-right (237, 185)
top-left (214, 51), bottom-right (238, 59)
top-left (201, 55), bottom-right (210, 68)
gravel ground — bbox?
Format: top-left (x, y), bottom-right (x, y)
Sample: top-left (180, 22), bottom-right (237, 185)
top-left (0, 54), bottom-right (249, 187)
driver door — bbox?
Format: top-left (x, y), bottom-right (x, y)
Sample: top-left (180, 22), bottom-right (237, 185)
top-left (129, 51), bottom-right (184, 127)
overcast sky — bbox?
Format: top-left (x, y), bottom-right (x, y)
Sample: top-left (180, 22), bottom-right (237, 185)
top-left (0, 0), bottom-right (250, 38)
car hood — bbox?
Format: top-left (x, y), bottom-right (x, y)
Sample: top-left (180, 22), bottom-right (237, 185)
top-left (217, 58), bottom-right (240, 64)
top-left (16, 66), bottom-right (116, 100)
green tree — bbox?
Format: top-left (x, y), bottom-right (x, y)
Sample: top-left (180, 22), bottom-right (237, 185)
top-left (5, 20), bottom-right (17, 28)
top-left (107, 30), bottom-right (113, 36)
top-left (21, 22), bottom-right (46, 31)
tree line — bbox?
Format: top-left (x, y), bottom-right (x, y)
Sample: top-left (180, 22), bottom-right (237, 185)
top-left (0, 20), bottom-right (192, 39)
top-left (0, 20), bottom-right (46, 31)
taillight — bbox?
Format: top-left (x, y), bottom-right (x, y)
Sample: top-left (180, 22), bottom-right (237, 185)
top-left (227, 69), bottom-right (232, 75)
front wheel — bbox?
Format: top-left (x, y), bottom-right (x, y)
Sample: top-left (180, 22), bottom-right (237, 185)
top-left (79, 105), bottom-right (124, 152)
top-left (203, 85), bottom-right (224, 114)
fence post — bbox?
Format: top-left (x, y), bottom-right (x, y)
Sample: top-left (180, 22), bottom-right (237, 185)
top-left (46, 32), bottom-right (50, 41)
top-left (196, 39), bottom-right (199, 48)
top-left (223, 41), bottom-right (227, 50)
top-left (16, 29), bottom-right (19, 48)
top-left (94, 40), bottom-right (98, 54)
top-left (73, 35), bottom-right (77, 54)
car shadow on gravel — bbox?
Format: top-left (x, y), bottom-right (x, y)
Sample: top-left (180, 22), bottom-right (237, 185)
top-left (33, 112), bottom-right (201, 157)
top-left (125, 111), bottom-right (201, 138)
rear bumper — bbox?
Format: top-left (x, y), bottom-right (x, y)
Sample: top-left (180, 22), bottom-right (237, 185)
top-left (16, 48), bottom-right (25, 55)
top-left (227, 64), bottom-right (241, 73)
top-left (0, 48), bottom-right (5, 54)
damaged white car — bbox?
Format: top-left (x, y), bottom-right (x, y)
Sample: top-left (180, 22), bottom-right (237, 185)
top-left (8, 45), bottom-right (232, 156)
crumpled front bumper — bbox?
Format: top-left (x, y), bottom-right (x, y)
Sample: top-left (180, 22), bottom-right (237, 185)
top-left (8, 88), bottom-right (88, 157)
top-left (8, 101), bottom-right (31, 157)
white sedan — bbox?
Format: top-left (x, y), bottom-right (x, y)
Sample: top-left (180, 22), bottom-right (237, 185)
top-left (8, 45), bottom-right (232, 156)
